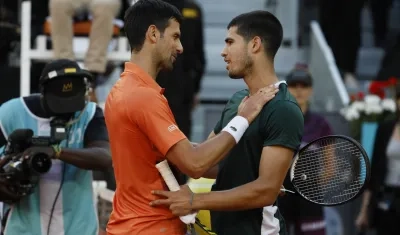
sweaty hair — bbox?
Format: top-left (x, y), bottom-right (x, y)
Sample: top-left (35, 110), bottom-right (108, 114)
top-left (124, 0), bottom-right (183, 52)
top-left (227, 10), bottom-right (283, 59)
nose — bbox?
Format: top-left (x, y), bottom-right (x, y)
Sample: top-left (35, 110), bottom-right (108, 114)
top-left (221, 46), bottom-right (227, 58)
top-left (176, 40), bottom-right (183, 54)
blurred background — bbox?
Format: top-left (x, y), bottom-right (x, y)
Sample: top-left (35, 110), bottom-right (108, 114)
top-left (2, 0), bottom-right (400, 234)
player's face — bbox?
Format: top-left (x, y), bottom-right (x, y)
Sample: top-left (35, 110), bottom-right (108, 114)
top-left (288, 83), bottom-right (313, 106)
top-left (156, 19), bottom-right (183, 71)
top-left (221, 26), bottom-right (253, 79)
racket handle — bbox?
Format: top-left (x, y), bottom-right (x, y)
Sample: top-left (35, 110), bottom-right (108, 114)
top-left (155, 160), bottom-right (197, 224)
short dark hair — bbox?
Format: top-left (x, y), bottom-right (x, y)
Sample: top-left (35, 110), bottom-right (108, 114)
top-left (124, 0), bottom-right (183, 52)
top-left (227, 10), bottom-right (283, 59)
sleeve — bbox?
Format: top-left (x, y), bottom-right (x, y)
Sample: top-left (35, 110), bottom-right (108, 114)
top-left (84, 106), bottom-right (109, 145)
top-left (0, 100), bottom-right (20, 153)
top-left (131, 89), bottom-right (187, 156)
top-left (0, 99), bottom-right (19, 147)
top-left (213, 99), bottom-right (231, 134)
top-left (213, 119), bottom-right (223, 134)
top-left (262, 101), bottom-right (304, 151)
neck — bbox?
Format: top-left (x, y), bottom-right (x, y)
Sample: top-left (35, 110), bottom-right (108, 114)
top-left (300, 103), bottom-right (308, 114)
top-left (244, 60), bottom-right (278, 95)
top-left (130, 50), bottom-right (159, 80)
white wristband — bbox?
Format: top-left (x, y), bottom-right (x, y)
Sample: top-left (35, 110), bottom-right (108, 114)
top-left (222, 116), bottom-right (249, 143)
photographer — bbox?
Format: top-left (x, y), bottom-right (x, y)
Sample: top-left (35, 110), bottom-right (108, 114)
top-left (0, 59), bottom-right (111, 235)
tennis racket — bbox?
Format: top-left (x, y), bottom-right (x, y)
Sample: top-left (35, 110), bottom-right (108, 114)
top-left (281, 135), bottom-right (371, 206)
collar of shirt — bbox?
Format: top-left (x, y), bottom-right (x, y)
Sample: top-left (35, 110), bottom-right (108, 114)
top-left (124, 62), bottom-right (165, 95)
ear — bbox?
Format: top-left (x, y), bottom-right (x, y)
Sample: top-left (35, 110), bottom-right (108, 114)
top-left (146, 25), bottom-right (160, 44)
top-left (250, 36), bottom-right (262, 53)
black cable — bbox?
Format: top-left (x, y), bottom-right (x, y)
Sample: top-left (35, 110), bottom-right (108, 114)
top-left (46, 127), bottom-right (70, 235)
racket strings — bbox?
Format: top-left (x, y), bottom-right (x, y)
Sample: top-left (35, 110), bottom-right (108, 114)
top-left (292, 137), bottom-right (367, 205)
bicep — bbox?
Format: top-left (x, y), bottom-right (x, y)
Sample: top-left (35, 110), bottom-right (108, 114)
top-left (258, 146), bottom-right (294, 193)
top-left (263, 102), bottom-right (304, 150)
top-left (165, 138), bottom-right (194, 173)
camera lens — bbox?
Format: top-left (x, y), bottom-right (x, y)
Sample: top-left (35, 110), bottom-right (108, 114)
top-left (30, 153), bottom-right (52, 174)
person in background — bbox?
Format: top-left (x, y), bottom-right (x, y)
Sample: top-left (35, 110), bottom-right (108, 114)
top-left (355, 84), bottom-right (400, 235)
top-left (0, 59), bottom-right (111, 235)
top-left (157, 0), bottom-right (206, 139)
top-left (279, 64), bottom-right (333, 235)
top-left (369, 0), bottom-right (393, 48)
top-left (318, 0), bottom-right (366, 89)
top-left (48, 0), bottom-right (121, 102)
top-left (156, 0), bottom-right (206, 185)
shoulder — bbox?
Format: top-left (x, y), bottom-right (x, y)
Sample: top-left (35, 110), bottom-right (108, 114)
top-left (92, 105), bottom-right (105, 118)
top-left (229, 89), bottom-right (248, 104)
top-left (268, 100), bottom-right (303, 118)
top-left (126, 87), bottom-right (165, 107)
top-left (0, 97), bottom-right (23, 112)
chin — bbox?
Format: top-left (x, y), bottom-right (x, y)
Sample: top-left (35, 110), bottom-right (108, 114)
top-left (160, 63), bottom-right (174, 72)
top-left (228, 72), bottom-right (244, 79)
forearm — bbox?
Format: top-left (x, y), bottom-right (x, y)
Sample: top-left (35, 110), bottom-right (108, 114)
top-left (359, 190), bottom-right (371, 212)
top-left (188, 132), bottom-right (235, 178)
top-left (191, 140), bottom-right (219, 179)
top-left (192, 179), bottom-right (278, 211)
top-left (58, 147), bottom-right (112, 171)
top-left (202, 165), bottom-right (219, 179)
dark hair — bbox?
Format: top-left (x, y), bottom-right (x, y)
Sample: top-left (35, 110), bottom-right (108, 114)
top-left (227, 10), bottom-right (283, 59)
top-left (124, 0), bottom-right (183, 52)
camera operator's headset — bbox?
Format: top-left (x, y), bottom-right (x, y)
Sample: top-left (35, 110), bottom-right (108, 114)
top-left (39, 68), bottom-right (92, 235)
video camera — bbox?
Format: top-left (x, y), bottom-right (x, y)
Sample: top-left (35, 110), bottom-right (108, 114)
top-left (0, 118), bottom-right (68, 196)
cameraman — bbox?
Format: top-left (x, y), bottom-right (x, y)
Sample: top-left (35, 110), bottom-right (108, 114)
top-left (0, 59), bottom-right (111, 235)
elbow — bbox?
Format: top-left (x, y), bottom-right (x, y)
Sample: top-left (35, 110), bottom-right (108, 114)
top-left (181, 163), bottom-right (207, 180)
top-left (254, 182), bottom-right (280, 207)
top-left (256, 191), bottom-right (277, 208)
top-left (183, 166), bottom-right (205, 179)
top-left (101, 158), bottom-right (113, 170)
top-left (98, 151), bottom-right (113, 171)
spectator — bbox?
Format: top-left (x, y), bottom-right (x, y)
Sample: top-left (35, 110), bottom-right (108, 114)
top-left (369, 0), bottom-right (393, 48)
top-left (157, 0), bottom-right (206, 139)
top-left (318, 0), bottom-right (366, 89)
top-left (280, 64), bottom-right (333, 235)
top-left (375, 33), bottom-right (400, 81)
top-left (156, 0), bottom-right (206, 184)
top-left (355, 84), bottom-right (400, 235)
top-left (48, 0), bottom-right (121, 102)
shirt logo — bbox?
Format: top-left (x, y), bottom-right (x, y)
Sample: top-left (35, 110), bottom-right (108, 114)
top-left (168, 125), bottom-right (178, 132)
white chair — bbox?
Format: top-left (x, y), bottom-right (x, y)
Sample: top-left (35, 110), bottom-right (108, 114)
top-left (20, 1), bottom-right (131, 97)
